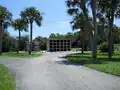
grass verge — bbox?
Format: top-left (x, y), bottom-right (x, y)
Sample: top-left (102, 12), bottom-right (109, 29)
top-left (66, 52), bottom-right (120, 76)
top-left (0, 51), bottom-right (42, 58)
top-left (0, 64), bottom-right (15, 90)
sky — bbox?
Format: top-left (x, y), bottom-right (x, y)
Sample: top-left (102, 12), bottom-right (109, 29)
top-left (1, 0), bottom-right (73, 38)
top-left (1, 0), bottom-right (120, 38)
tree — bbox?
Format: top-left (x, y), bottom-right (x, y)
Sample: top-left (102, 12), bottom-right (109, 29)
top-left (0, 5), bottom-right (12, 54)
top-left (90, 0), bottom-right (98, 60)
top-left (113, 25), bottom-right (120, 44)
top-left (20, 7), bottom-right (43, 55)
top-left (97, 13), bottom-right (108, 44)
top-left (33, 36), bottom-right (47, 50)
top-left (2, 31), bottom-right (18, 52)
top-left (66, 0), bottom-right (98, 60)
top-left (98, 0), bottom-right (120, 59)
top-left (56, 33), bottom-right (65, 38)
top-left (70, 13), bottom-right (86, 53)
top-left (49, 33), bottom-right (56, 38)
top-left (12, 18), bottom-right (28, 54)
top-left (66, 0), bottom-right (90, 54)
top-left (19, 35), bottom-right (29, 51)
top-left (66, 32), bottom-right (74, 38)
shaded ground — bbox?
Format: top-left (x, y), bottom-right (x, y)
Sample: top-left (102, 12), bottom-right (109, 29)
top-left (66, 52), bottom-right (120, 76)
top-left (0, 51), bottom-right (120, 90)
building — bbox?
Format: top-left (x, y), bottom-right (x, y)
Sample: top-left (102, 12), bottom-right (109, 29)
top-left (47, 38), bottom-right (71, 52)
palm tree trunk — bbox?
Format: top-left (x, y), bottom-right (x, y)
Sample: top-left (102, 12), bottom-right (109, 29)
top-left (17, 30), bottom-right (21, 54)
top-left (108, 7), bottom-right (115, 59)
top-left (0, 24), bottom-right (3, 55)
top-left (29, 22), bottom-right (33, 55)
top-left (81, 30), bottom-right (84, 54)
top-left (108, 19), bottom-right (112, 59)
top-left (91, 0), bottom-right (97, 61)
top-left (90, 34), bottom-right (94, 53)
top-left (81, 37), bottom-right (84, 54)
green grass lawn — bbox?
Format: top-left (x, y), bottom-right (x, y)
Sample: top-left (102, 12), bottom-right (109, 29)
top-left (0, 64), bottom-right (15, 90)
top-left (0, 51), bottom-right (42, 58)
top-left (66, 51), bottom-right (120, 76)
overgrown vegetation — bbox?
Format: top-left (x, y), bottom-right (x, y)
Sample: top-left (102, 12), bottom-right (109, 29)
top-left (0, 64), bottom-right (15, 90)
top-left (66, 51), bottom-right (120, 76)
top-left (99, 42), bottom-right (109, 52)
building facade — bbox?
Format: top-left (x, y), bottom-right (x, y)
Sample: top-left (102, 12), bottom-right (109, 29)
top-left (47, 38), bottom-right (71, 52)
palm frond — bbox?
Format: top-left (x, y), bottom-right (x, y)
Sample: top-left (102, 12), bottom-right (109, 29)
top-left (12, 18), bottom-right (28, 32)
top-left (20, 7), bottom-right (43, 27)
top-left (0, 5), bottom-right (12, 29)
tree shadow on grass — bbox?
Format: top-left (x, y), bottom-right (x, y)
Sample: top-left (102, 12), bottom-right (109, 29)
top-left (60, 53), bottom-right (91, 59)
top-left (56, 53), bottom-right (120, 66)
top-left (57, 54), bottom-right (104, 66)
top-left (55, 60), bottom-right (81, 66)
top-left (98, 53), bottom-right (120, 56)
top-left (98, 57), bottom-right (120, 62)
top-left (59, 56), bottom-right (91, 59)
top-left (67, 53), bottom-right (91, 56)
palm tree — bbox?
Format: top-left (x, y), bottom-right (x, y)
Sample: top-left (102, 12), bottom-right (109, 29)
top-left (12, 18), bottom-right (28, 54)
top-left (0, 5), bottom-right (12, 54)
top-left (20, 7), bottom-right (43, 55)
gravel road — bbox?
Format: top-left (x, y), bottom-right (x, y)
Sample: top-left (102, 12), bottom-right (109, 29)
top-left (0, 51), bottom-right (120, 90)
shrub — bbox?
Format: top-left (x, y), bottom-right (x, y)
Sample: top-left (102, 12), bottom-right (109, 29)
top-left (114, 44), bottom-right (120, 51)
top-left (99, 42), bottom-right (108, 52)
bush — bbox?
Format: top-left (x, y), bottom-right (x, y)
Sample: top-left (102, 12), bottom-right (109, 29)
top-left (114, 44), bottom-right (120, 51)
top-left (99, 42), bottom-right (108, 52)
